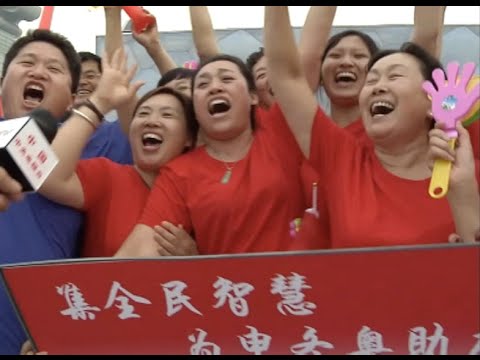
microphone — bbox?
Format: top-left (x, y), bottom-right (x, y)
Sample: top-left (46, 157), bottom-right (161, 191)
top-left (0, 108), bottom-right (59, 192)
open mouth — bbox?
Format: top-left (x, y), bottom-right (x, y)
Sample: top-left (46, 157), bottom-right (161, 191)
top-left (335, 71), bottom-right (357, 83)
top-left (370, 101), bottom-right (395, 118)
top-left (77, 89), bottom-right (92, 97)
top-left (142, 133), bottom-right (163, 148)
top-left (23, 84), bottom-right (44, 105)
top-left (208, 98), bottom-right (231, 116)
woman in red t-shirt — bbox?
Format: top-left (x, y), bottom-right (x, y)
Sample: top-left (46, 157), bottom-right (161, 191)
top-left (115, 54), bottom-right (320, 257)
top-left (264, 6), bottom-right (479, 248)
top-left (38, 49), bottom-right (198, 257)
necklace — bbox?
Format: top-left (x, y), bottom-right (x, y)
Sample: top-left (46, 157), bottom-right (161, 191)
top-left (220, 162), bottom-right (236, 184)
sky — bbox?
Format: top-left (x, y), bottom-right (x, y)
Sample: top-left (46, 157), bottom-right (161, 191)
top-left (18, 6), bottom-right (480, 54)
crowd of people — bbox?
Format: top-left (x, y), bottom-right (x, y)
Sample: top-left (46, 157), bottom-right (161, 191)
top-left (0, 6), bottom-right (478, 355)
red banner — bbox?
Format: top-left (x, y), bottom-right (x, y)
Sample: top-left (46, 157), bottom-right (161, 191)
top-left (1, 244), bottom-right (479, 355)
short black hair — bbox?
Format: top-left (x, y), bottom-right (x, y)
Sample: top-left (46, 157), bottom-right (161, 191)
top-left (1, 29), bottom-right (80, 93)
top-left (321, 30), bottom-right (379, 64)
top-left (246, 47), bottom-right (264, 74)
top-left (133, 86), bottom-right (198, 149)
top-left (367, 42), bottom-right (444, 86)
top-left (367, 42), bottom-right (444, 129)
top-left (157, 67), bottom-right (195, 88)
top-left (78, 51), bottom-right (102, 73)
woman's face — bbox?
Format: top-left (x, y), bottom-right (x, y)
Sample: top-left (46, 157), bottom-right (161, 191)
top-left (359, 52), bottom-right (432, 145)
top-left (193, 60), bottom-right (257, 141)
top-left (252, 55), bottom-right (274, 109)
top-left (164, 77), bottom-right (192, 98)
top-left (130, 93), bottom-right (191, 172)
top-left (321, 35), bottom-right (371, 107)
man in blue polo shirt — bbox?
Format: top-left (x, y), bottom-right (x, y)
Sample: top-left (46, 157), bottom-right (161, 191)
top-left (0, 29), bottom-right (131, 354)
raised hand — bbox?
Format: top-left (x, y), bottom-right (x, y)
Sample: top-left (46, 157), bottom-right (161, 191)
top-left (428, 121), bottom-right (476, 190)
top-left (423, 62), bottom-right (479, 138)
top-left (424, 62), bottom-right (479, 199)
top-left (122, 6), bottom-right (156, 34)
top-left (131, 10), bottom-right (160, 51)
top-left (89, 48), bottom-right (144, 115)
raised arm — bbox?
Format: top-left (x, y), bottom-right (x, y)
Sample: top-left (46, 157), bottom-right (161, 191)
top-left (264, 6), bottom-right (319, 157)
top-left (104, 6), bottom-right (139, 135)
top-left (132, 10), bottom-right (177, 75)
top-left (104, 7), bottom-right (123, 58)
top-left (411, 6), bottom-right (446, 59)
top-left (189, 6), bottom-right (220, 62)
top-left (429, 122), bottom-right (480, 243)
top-left (298, 6), bottom-right (337, 92)
top-left (446, 124), bottom-right (480, 244)
top-left (38, 49), bottom-right (143, 209)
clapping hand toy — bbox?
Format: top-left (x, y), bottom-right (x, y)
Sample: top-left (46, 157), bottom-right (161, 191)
top-left (122, 6), bottom-right (155, 34)
top-left (422, 62), bottom-right (479, 199)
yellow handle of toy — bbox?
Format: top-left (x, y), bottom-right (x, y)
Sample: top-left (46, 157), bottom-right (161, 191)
top-left (429, 138), bottom-right (456, 199)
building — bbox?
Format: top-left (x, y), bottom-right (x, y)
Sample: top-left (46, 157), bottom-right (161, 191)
top-left (98, 23), bottom-right (480, 112)
top-left (0, 6), bottom-right (41, 73)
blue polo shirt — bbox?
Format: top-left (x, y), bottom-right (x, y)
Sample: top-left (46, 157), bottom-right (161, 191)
top-left (82, 120), bottom-right (133, 165)
top-left (0, 118), bottom-right (132, 354)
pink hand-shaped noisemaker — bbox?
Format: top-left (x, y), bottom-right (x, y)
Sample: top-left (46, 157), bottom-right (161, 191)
top-left (422, 62), bottom-right (479, 199)
top-left (122, 6), bottom-right (155, 34)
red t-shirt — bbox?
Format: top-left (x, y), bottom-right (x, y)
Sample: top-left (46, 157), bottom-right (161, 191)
top-left (309, 106), bottom-right (479, 249)
top-left (345, 118), bottom-right (366, 139)
top-left (77, 158), bottom-right (150, 257)
top-left (467, 119), bottom-right (480, 159)
top-left (139, 104), bottom-right (315, 254)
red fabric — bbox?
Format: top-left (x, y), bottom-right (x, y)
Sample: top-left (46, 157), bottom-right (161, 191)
top-left (309, 106), bottom-right (479, 249)
top-left (140, 104), bottom-right (325, 254)
top-left (76, 158), bottom-right (150, 257)
top-left (344, 118), bottom-right (367, 139)
top-left (467, 119), bottom-right (480, 159)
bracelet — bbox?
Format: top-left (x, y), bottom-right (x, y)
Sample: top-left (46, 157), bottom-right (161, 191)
top-left (80, 98), bottom-right (105, 123)
top-left (72, 108), bottom-right (99, 130)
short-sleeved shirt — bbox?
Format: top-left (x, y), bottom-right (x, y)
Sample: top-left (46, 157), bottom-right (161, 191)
top-left (139, 104), bottom-right (311, 254)
top-left (309, 106), bottom-right (479, 248)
